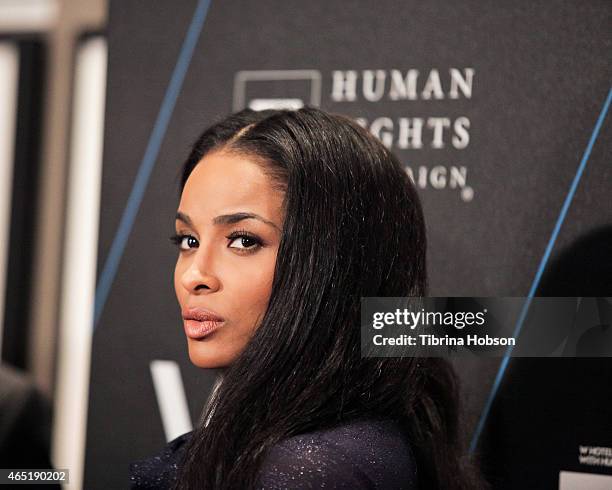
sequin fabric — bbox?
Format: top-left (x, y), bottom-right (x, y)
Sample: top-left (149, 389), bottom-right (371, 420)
top-left (129, 418), bottom-right (418, 489)
top-left (129, 431), bottom-right (190, 489)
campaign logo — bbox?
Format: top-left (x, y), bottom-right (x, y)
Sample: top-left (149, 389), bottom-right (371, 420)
top-left (233, 70), bottom-right (322, 112)
top-left (233, 68), bottom-right (476, 202)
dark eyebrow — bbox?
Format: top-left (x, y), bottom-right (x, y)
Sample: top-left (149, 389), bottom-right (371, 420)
top-left (175, 211), bottom-right (194, 226)
top-left (175, 211), bottom-right (280, 232)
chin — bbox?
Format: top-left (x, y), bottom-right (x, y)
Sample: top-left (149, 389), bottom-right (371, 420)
top-left (187, 340), bottom-right (231, 368)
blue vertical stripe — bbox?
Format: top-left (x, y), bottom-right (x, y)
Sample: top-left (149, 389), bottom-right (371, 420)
top-left (94, 0), bottom-right (212, 328)
top-left (469, 86), bottom-right (612, 453)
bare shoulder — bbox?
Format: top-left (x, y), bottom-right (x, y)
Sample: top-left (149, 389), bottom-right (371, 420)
top-left (256, 419), bottom-right (418, 489)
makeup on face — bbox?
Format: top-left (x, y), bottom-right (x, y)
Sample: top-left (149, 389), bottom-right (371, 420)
top-left (182, 306), bottom-right (225, 339)
top-left (172, 151), bottom-right (284, 368)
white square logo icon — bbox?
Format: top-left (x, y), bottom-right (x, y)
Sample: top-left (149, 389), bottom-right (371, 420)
top-left (233, 70), bottom-right (322, 111)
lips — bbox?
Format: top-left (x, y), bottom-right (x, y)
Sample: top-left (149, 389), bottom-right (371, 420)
top-left (182, 307), bottom-right (225, 339)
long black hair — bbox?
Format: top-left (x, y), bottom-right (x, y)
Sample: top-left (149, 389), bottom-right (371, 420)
top-left (174, 107), bottom-right (485, 489)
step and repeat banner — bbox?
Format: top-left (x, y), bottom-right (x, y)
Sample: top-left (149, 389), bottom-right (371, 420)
top-left (86, 1), bottom-right (611, 488)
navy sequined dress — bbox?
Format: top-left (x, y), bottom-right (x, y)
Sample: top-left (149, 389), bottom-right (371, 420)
top-left (129, 418), bottom-right (419, 489)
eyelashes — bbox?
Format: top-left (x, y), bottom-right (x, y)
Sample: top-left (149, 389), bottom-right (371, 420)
top-left (226, 230), bottom-right (264, 251)
top-left (169, 234), bottom-right (195, 249)
top-left (169, 229), bottom-right (264, 254)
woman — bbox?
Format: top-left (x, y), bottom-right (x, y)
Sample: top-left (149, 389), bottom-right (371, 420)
top-left (130, 107), bottom-right (485, 489)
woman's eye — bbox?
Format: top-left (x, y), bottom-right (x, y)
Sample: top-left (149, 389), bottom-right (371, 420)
top-left (228, 234), bottom-right (262, 252)
top-left (170, 234), bottom-right (198, 251)
top-left (182, 236), bottom-right (199, 250)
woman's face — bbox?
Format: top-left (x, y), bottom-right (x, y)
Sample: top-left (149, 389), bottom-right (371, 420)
top-left (173, 150), bottom-right (284, 368)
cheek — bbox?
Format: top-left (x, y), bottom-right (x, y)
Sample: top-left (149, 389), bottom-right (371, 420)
top-left (226, 256), bottom-right (276, 321)
top-left (174, 259), bottom-right (185, 303)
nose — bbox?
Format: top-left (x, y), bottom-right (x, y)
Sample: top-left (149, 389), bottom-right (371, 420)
top-left (180, 244), bottom-right (221, 294)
